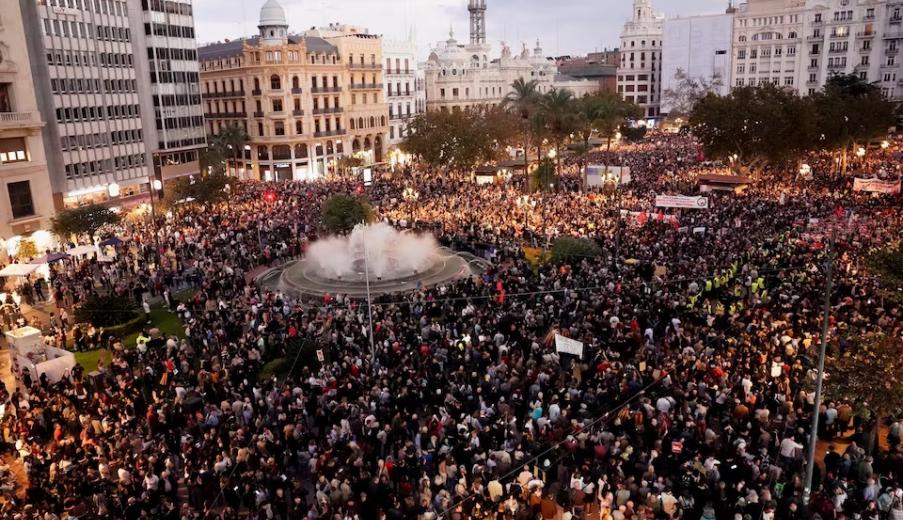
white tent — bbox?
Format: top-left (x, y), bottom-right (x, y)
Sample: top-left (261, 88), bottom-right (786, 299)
top-left (67, 245), bottom-right (98, 257)
top-left (0, 264), bottom-right (39, 277)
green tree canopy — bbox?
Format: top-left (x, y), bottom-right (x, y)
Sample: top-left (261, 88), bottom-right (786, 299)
top-left (51, 204), bottom-right (122, 240)
top-left (551, 236), bottom-right (602, 263)
top-left (164, 172), bottom-right (231, 206)
top-left (529, 157), bottom-right (559, 193)
top-left (322, 194), bottom-right (373, 234)
top-left (400, 107), bottom-right (516, 171)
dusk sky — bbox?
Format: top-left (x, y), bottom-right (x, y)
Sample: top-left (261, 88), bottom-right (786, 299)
top-left (194, 0), bottom-right (730, 57)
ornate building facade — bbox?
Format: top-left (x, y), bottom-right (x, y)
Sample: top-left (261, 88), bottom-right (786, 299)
top-left (423, 0), bottom-right (596, 113)
top-left (198, 0), bottom-right (388, 181)
top-left (617, 0), bottom-right (665, 120)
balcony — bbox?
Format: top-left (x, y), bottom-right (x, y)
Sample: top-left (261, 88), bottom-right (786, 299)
top-left (205, 90), bottom-right (245, 98)
top-left (251, 88), bottom-right (262, 96)
top-left (314, 129), bottom-right (346, 137)
top-left (828, 47), bottom-right (849, 54)
top-left (856, 31), bottom-right (876, 38)
top-left (890, 15), bottom-right (902, 24)
top-left (214, 112), bottom-right (247, 118)
top-left (312, 107), bottom-right (344, 115)
top-left (887, 48), bottom-right (900, 56)
top-left (807, 34), bottom-right (824, 41)
top-left (291, 87), bottom-right (302, 94)
top-left (349, 63), bottom-right (382, 70)
top-left (292, 109), bottom-right (304, 117)
top-left (0, 111), bottom-right (42, 129)
top-left (827, 63), bottom-right (846, 70)
top-left (310, 86), bottom-right (342, 93)
top-left (253, 111), bottom-right (264, 117)
top-left (350, 83), bottom-right (383, 90)
top-left (829, 32), bottom-right (850, 39)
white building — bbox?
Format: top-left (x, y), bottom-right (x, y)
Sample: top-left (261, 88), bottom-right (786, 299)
top-left (618, 0), bottom-right (665, 121)
top-left (382, 35), bottom-right (425, 149)
top-left (423, 0), bottom-right (596, 112)
top-left (661, 13), bottom-right (734, 115)
top-left (23, 0), bottom-right (160, 207)
top-left (0, 0), bottom-right (55, 241)
top-left (880, 1), bottom-right (903, 99)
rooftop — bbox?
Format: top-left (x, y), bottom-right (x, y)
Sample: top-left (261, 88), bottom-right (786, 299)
top-left (198, 35), bottom-right (338, 61)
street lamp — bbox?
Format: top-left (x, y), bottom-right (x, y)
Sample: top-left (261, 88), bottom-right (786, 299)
top-left (547, 149), bottom-right (557, 160)
top-left (881, 140), bottom-right (890, 150)
top-left (402, 187), bottom-right (419, 225)
top-left (516, 195), bottom-right (535, 237)
top-left (856, 147), bottom-right (866, 158)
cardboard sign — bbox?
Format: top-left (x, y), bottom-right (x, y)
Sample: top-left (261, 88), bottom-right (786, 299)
top-left (554, 334), bottom-right (584, 357)
top-left (316, 349), bottom-right (325, 362)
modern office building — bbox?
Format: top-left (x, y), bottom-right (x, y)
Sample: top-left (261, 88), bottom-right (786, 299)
top-left (22, 0), bottom-right (159, 207)
top-left (880, 1), bottom-right (903, 99)
top-left (423, 1), bottom-right (596, 112)
top-left (197, 0), bottom-right (389, 181)
top-left (661, 13), bottom-right (734, 115)
top-left (617, 0), bottom-right (665, 121)
top-left (141, 0), bottom-right (206, 182)
top-left (0, 0), bottom-right (56, 241)
top-left (382, 36), bottom-right (425, 149)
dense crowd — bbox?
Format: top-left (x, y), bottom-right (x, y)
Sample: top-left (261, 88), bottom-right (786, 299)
top-left (0, 133), bottom-right (901, 520)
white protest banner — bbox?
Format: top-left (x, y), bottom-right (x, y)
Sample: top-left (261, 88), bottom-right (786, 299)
top-left (852, 178), bottom-right (901, 194)
top-left (655, 195), bottom-right (710, 209)
top-left (554, 334), bottom-right (584, 357)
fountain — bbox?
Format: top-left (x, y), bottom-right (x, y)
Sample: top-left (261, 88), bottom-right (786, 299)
top-left (270, 222), bottom-right (485, 297)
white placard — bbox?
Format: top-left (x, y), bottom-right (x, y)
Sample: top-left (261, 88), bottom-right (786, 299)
top-left (554, 334), bottom-right (584, 357)
top-left (655, 195), bottom-right (710, 209)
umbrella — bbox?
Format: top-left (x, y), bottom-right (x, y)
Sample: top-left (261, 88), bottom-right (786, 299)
top-left (99, 237), bottom-right (123, 247)
top-left (29, 252), bottom-right (70, 265)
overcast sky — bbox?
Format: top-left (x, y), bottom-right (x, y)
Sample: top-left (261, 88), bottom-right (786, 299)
top-left (194, 0), bottom-right (730, 58)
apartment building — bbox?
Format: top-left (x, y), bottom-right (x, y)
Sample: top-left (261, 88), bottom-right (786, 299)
top-left (617, 0), bottom-right (665, 121)
top-left (1, 0), bottom-right (56, 240)
top-left (383, 37), bottom-right (425, 149)
top-left (198, 0), bottom-right (389, 181)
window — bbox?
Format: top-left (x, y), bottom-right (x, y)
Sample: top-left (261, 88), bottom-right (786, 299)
top-left (0, 138), bottom-right (27, 164)
top-left (270, 75), bottom-right (281, 90)
top-left (274, 121), bottom-right (285, 136)
top-left (7, 181), bottom-right (35, 219)
top-left (272, 99), bottom-right (283, 112)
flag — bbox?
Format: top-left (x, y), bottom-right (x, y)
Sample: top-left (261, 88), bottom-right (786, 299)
top-left (656, 210), bottom-right (665, 222)
top-left (496, 280), bottom-right (506, 304)
top-left (637, 211), bottom-right (648, 225)
top-left (834, 205), bottom-right (845, 219)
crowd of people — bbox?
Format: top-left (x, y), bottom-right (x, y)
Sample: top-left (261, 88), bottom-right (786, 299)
top-left (0, 133), bottom-right (900, 520)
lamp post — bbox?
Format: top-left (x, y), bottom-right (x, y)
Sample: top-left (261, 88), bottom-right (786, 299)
top-left (148, 177), bottom-right (163, 262)
top-left (402, 187), bottom-right (419, 226)
top-left (516, 195), bottom-right (535, 239)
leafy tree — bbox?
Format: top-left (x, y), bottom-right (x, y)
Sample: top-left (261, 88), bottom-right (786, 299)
top-left (16, 238), bottom-right (38, 260)
top-left (812, 74), bottom-right (895, 174)
top-left (322, 194), bottom-right (373, 234)
top-left (826, 333), bottom-right (903, 452)
top-left (867, 244), bottom-right (903, 295)
top-left (529, 158), bottom-right (559, 193)
top-left (74, 294), bottom-right (139, 328)
top-left (51, 204), bottom-right (122, 241)
top-left (503, 78), bottom-right (541, 173)
top-left (199, 139), bottom-right (227, 176)
top-left (164, 173), bottom-right (231, 206)
top-left (217, 124), bottom-right (251, 176)
top-left (336, 156), bottom-right (364, 175)
top-left (620, 125), bottom-right (648, 143)
top-left (551, 236), bottom-right (602, 262)
top-left (690, 85), bottom-right (817, 175)
top-left (575, 93), bottom-right (641, 152)
top-left (401, 108), bottom-right (514, 172)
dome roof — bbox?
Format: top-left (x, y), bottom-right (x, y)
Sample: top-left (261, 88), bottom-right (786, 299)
top-left (259, 0), bottom-right (288, 28)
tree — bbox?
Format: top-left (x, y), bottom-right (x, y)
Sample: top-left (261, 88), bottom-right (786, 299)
top-left (164, 172), bottom-right (231, 206)
top-left (336, 156), bottom-right (364, 176)
top-left (199, 141), bottom-right (227, 176)
top-left (322, 194), bottom-right (373, 234)
top-left (16, 238), bottom-right (38, 260)
top-left (662, 72), bottom-right (723, 119)
top-left (217, 124), bottom-right (250, 176)
top-left (578, 93), bottom-right (641, 151)
top-left (503, 78), bottom-right (541, 175)
top-left (74, 294), bottom-right (139, 328)
top-left (867, 245), bottom-right (903, 300)
top-left (690, 85), bottom-right (817, 175)
top-left (538, 89), bottom-right (578, 175)
top-left (826, 333), bottom-right (903, 452)
top-left (51, 204), bottom-right (121, 241)
top-left (812, 74), bottom-right (895, 174)
top-left (401, 108), bottom-right (514, 172)
top-left (529, 158), bottom-right (559, 193)
top-left (551, 236), bottom-right (602, 262)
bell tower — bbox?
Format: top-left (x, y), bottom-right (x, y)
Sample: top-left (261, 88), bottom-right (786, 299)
top-left (468, 0), bottom-right (486, 46)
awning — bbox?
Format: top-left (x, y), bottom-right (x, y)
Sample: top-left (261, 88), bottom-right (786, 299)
top-left (0, 264), bottom-right (40, 277)
top-left (67, 245), bottom-right (98, 257)
top-left (29, 252), bottom-right (70, 265)
top-left (99, 236), bottom-right (124, 247)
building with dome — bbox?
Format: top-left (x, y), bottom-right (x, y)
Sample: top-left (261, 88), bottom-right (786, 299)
top-left (617, 0), bottom-right (665, 122)
top-left (423, 0), bottom-right (597, 112)
top-left (197, 0), bottom-right (389, 181)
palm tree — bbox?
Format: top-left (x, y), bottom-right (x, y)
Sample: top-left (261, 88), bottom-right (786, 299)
top-left (217, 124), bottom-right (250, 177)
top-left (538, 88), bottom-right (577, 175)
top-left (503, 78), bottom-right (540, 179)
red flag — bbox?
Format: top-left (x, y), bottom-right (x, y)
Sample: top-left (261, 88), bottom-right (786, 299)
top-left (637, 211), bottom-right (648, 225)
top-left (656, 210), bottom-right (665, 222)
top-left (496, 280), bottom-right (506, 304)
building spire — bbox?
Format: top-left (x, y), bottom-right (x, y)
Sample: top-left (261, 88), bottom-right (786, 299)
top-left (468, 0), bottom-right (487, 46)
